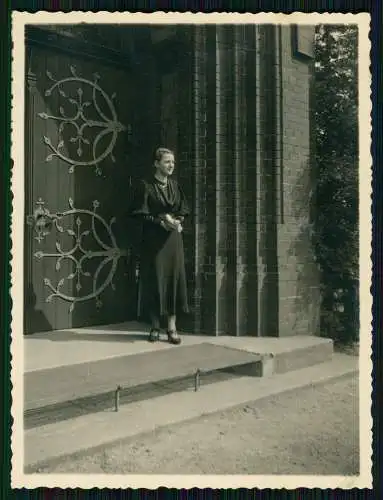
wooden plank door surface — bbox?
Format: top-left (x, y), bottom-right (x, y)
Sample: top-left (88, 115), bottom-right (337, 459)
top-left (24, 43), bottom-right (140, 334)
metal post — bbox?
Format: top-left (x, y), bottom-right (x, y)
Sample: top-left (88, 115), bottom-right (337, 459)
top-left (115, 385), bottom-right (122, 412)
top-left (194, 369), bottom-right (201, 392)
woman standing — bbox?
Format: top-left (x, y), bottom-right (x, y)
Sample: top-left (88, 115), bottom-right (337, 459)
top-left (129, 147), bottom-right (190, 344)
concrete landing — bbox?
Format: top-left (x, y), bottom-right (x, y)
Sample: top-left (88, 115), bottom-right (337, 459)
top-left (24, 352), bottom-right (358, 471)
top-left (25, 321), bottom-right (334, 374)
top-left (25, 322), bottom-right (211, 373)
top-left (207, 335), bottom-right (334, 374)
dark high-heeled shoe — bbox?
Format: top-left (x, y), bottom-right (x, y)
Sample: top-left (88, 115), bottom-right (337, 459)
top-left (148, 328), bottom-right (160, 342)
top-left (167, 330), bottom-right (181, 345)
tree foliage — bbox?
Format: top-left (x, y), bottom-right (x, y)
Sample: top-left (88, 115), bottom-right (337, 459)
top-left (313, 25), bottom-right (359, 343)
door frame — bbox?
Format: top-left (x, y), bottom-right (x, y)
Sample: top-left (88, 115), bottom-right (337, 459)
top-left (25, 26), bottom-right (135, 70)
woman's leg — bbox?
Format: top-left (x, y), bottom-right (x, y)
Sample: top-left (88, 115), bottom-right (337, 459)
top-left (167, 314), bottom-right (176, 332)
top-left (150, 311), bottom-right (160, 330)
top-left (148, 311), bottom-right (160, 342)
top-left (167, 314), bottom-right (181, 344)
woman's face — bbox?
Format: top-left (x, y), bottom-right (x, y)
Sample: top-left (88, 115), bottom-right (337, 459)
top-left (155, 153), bottom-right (175, 177)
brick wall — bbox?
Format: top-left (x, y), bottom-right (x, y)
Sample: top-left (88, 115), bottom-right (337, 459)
top-left (276, 26), bottom-right (320, 336)
top-left (150, 25), bottom-right (320, 337)
top-left (178, 28), bottom-right (206, 333)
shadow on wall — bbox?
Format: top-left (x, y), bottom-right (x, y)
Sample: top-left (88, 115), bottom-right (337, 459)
top-left (287, 158), bottom-right (320, 333)
top-left (217, 260), bottom-right (229, 334)
top-left (196, 261), bottom-right (230, 336)
top-left (25, 283), bottom-right (53, 335)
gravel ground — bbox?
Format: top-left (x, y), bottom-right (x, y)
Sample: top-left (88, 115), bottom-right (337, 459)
top-left (38, 373), bottom-right (359, 475)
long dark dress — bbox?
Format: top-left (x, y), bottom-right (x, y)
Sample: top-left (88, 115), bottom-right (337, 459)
top-left (129, 175), bottom-right (190, 318)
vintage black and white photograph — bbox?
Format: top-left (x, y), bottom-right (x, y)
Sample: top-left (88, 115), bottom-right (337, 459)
top-left (10, 12), bottom-right (372, 489)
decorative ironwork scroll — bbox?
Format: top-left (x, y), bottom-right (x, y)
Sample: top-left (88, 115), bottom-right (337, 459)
top-left (30, 198), bottom-right (128, 311)
top-left (38, 66), bottom-right (128, 175)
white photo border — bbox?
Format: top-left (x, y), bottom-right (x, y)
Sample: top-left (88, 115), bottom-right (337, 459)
top-left (10, 11), bottom-right (372, 490)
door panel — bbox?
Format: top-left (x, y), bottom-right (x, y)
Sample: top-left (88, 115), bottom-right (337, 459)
top-left (25, 44), bottom-right (139, 333)
top-left (160, 71), bottom-right (178, 152)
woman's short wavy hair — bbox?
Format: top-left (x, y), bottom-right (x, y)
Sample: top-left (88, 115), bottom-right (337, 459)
top-left (154, 147), bottom-right (174, 163)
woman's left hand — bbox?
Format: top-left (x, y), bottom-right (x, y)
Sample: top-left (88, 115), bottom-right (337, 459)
top-left (163, 215), bottom-right (178, 229)
top-left (158, 214), bottom-right (183, 231)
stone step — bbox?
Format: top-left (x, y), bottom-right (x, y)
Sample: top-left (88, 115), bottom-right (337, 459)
top-left (24, 342), bottom-right (264, 429)
top-left (23, 352), bottom-right (357, 473)
top-left (24, 335), bottom-right (334, 430)
top-left (206, 334), bottom-right (334, 374)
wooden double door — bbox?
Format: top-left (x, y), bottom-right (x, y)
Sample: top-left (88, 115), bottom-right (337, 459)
top-left (24, 36), bottom-right (150, 334)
